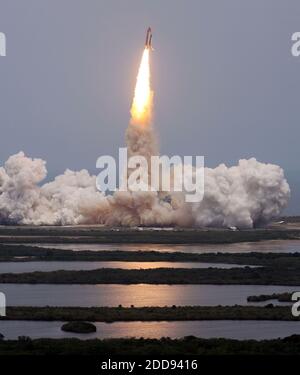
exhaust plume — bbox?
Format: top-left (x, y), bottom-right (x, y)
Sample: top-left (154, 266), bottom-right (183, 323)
top-left (130, 48), bottom-right (153, 127)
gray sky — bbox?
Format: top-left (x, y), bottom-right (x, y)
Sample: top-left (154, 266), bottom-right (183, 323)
top-left (0, 0), bottom-right (299, 214)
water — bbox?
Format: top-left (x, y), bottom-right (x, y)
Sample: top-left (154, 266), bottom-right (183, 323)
top-left (1, 240), bottom-right (298, 342)
top-left (0, 320), bottom-right (299, 340)
top-left (15, 239), bottom-right (300, 253)
top-left (0, 284), bottom-right (297, 307)
top-left (0, 261), bottom-right (256, 274)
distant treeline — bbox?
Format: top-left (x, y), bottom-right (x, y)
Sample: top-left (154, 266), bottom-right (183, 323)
top-left (0, 225), bottom-right (299, 244)
top-left (1, 244), bottom-right (300, 267)
top-left (0, 335), bottom-right (300, 355)
top-left (247, 292), bottom-right (293, 302)
top-left (1, 305), bottom-right (298, 322)
top-left (0, 266), bottom-right (299, 285)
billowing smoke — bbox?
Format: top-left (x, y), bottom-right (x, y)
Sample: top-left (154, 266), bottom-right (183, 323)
top-left (192, 158), bottom-right (290, 228)
top-left (0, 150), bottom-right (290, 228)
top-left (0, 152), bottom-right (109, 225)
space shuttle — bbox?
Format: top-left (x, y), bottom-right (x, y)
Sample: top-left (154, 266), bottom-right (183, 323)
top-left (145, 27), bottom-right (153, 50)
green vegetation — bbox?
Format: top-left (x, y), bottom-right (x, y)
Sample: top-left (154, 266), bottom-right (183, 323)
top-left (1, 305), bottom-right (298, 322)
top-left (1, 247), bottom-right (299, 285)
top-left (0, 266), bottom-right (299, 285)
top-left (0, 335), bottom-right (300, 355)
top-left (1, 245), bottom-right (300, 266)
top-left (0, 225), bottom-right (299, 244)
top-left (247, 292), bottom-right (293, 302)
top-left (61, 322), bottom-right (96, 334)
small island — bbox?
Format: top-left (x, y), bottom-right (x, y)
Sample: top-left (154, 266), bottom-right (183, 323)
top-left (61, 321), bottom-right (96, 334)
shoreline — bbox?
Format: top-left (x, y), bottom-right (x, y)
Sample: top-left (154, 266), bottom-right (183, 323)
top-left (0, 305), bottom-right (298, 322)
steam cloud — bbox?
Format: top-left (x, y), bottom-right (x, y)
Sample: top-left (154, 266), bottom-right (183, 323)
top-left (0, 147), bottom-right (290, 228)
top-left (0, 152), bottom-right (109, 225)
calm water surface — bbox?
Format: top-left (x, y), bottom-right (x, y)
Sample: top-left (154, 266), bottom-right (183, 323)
top-left (0, 320), bottom-right (299, 340)
top-left (0, 284), bottom-right (297, 307)
top-left (15, 239), bottom-right (300, 253)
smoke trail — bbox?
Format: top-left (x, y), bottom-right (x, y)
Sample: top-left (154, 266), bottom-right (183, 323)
top-left (102, 47), bottom-right (170, 226)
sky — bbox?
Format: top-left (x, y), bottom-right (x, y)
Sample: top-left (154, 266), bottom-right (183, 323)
top-left (0, 0), bottom-right (299, 214)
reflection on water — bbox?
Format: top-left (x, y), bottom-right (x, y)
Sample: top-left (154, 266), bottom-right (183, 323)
top-left (0, 284), bottom-right (297, 307)
top-left (15, 239), bottom-right (300, 253)
top-left (0, 320), bottom-right (299, 340)
top-left (0, 261), bottom-right (255, 274)
top-left (1, 240), bottom-right (298, 341)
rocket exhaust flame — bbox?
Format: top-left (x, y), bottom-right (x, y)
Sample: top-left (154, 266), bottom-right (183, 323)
top-left (126, 28), bottom-right (157, 177)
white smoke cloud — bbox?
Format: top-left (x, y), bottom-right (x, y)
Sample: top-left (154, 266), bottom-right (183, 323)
top-left (192, 158), bottom-right (290, 228)
top-left (109, 120), bottom-right (290, 228)
top-left (0, 152), bottom-right (109, 225)
top-left (0, 151), bottom-right (290, 228)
